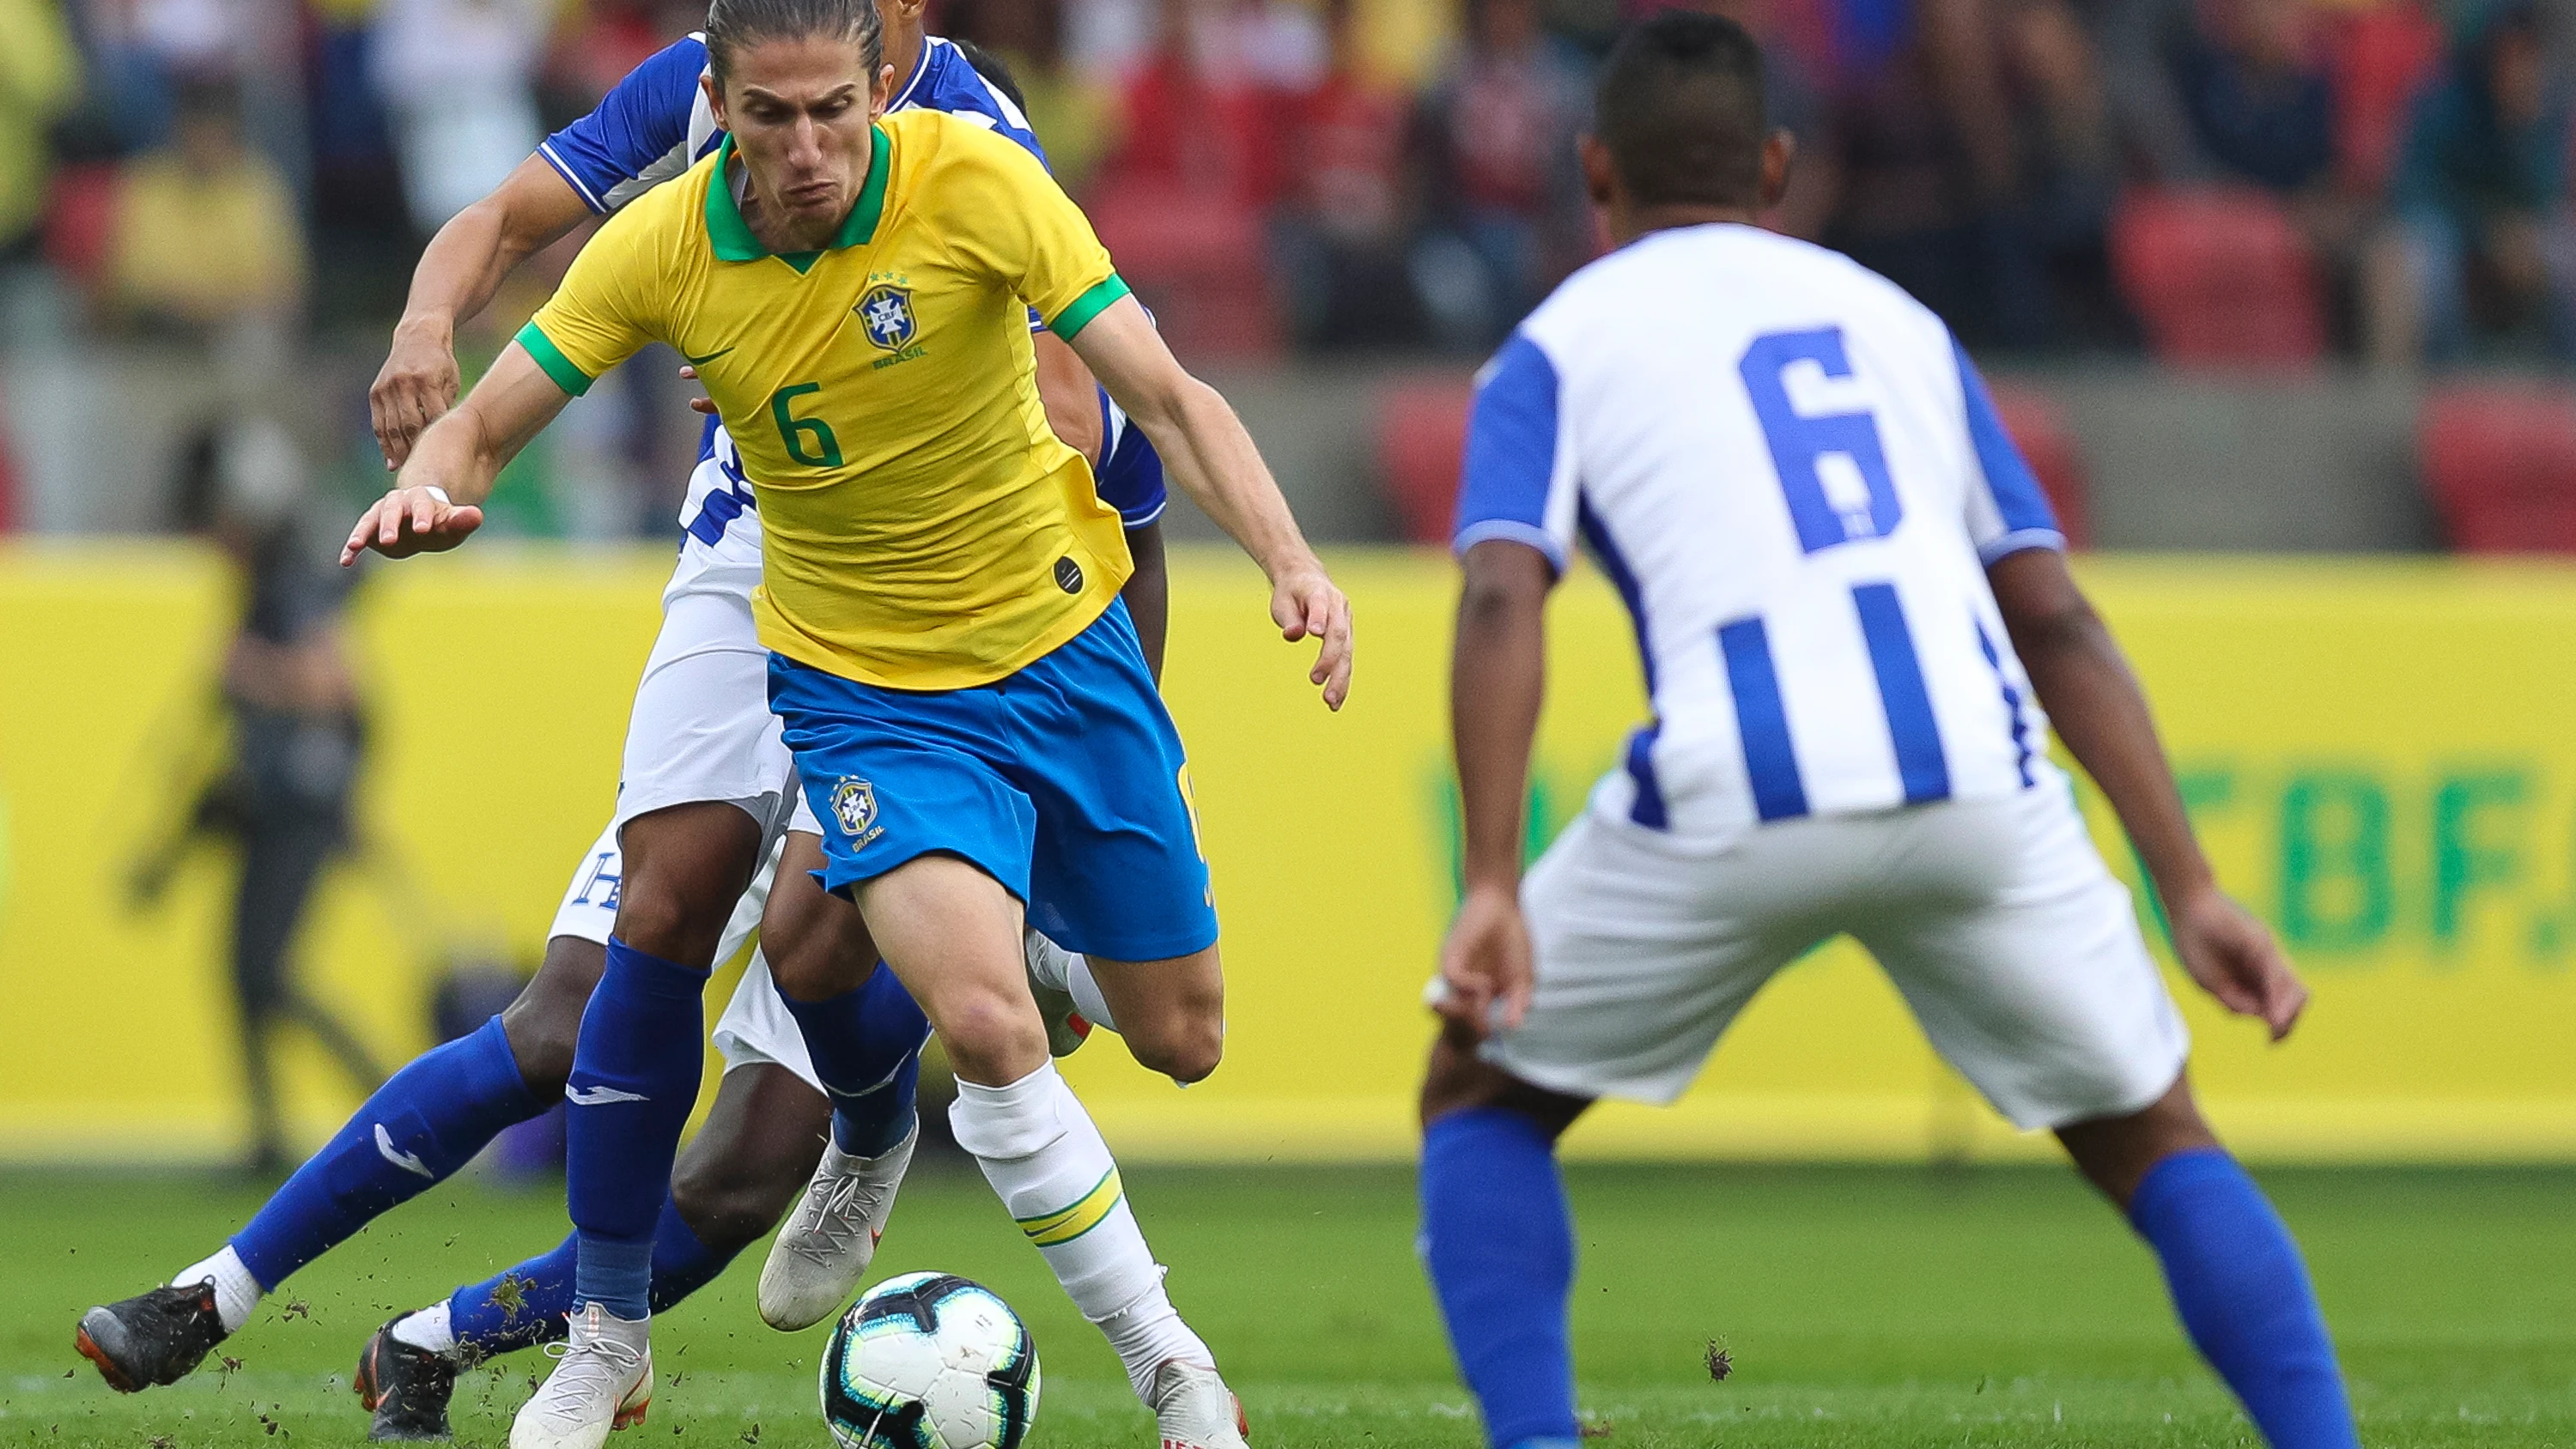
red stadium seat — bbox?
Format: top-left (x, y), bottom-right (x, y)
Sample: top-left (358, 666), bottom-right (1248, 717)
top-left (42, 162), bottom-right (120, 291)
top-left (2109, 188), bottom-right (2326, 369)
top-left (1983, 382), bottom-right (2091, 549)
top-left (2418, 384), bottom-right (2576, 553)
top-left (1375, 374), bottom-right (1474, 545)
top-left (1084, 181), bottom-right (1283, 362)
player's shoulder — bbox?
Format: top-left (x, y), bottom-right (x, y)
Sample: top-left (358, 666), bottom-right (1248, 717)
top-left (587, 142), bottom-right (718, 260)
top-left (1524, 224), bottom-right (1950, 361)
top-left (889, 105), bottom-right (1051, 195)
top-left (905, 36), bottom-right (1038, 137)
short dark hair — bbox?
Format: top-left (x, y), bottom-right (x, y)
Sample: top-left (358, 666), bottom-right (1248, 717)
top-left (1595, 10), bottom-right (1771, 209)
top-left (702, 0), bottom-right (885, 94)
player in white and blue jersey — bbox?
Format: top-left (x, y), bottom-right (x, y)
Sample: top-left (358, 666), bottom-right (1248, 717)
top-left (1417, 15), bottom-right (2356, 1449)
top-left (75, 13), bottom-right (1208, 1440)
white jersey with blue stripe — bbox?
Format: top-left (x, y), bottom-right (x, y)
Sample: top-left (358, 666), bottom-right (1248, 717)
top-left (1454, 222), bottom-right (2063, 840)
top-left (538, 34), bottom-right (1162, 603)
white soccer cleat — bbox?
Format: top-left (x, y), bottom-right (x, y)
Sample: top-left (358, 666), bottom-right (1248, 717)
top-left (508, 1303), bottom-right (650, 1449)
top-left (1023, 930), bottom-right (1095, 1058)
top-left (1149, 1360), bottom-right (1250, 1449)
top-left (757, 1124), bottom-right (918, 1331)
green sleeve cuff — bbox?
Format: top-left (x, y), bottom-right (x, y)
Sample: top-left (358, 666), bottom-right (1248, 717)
top-left (514, 321), bottom-right (595, 397)
top-left (1047, 274), bottom-right (1132, 343)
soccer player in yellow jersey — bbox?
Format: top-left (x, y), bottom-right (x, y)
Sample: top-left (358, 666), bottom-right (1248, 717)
top-left (342, 0), bottom-right (1347, 1445)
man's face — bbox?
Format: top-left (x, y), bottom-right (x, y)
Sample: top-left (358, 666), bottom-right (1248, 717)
top-left (713, 35), bottom-right (892, 233)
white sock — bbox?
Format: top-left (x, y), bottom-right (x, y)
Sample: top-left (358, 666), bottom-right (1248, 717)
top-left (1027, 934), bottom-right (1119, 1033)
top-left (1066, 956), bottom-right (1119, 1034)
top-left (389, 1300), bottom-right (457, 1357)
top-left (172, 1246), bottom-right (263, 1335)
top-left (949, 1062), bottom-right (1209, 1404)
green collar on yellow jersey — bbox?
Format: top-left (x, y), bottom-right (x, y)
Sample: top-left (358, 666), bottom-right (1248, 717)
top-left (705, 125), bottom-right (890, 273)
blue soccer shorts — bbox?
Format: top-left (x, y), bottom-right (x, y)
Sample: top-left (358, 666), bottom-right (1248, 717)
top-left (767, 599), bottom-right (1219, 963)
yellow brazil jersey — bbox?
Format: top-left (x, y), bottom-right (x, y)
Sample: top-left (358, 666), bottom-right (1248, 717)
top-left (514, 109), bottom-right (1135, 690)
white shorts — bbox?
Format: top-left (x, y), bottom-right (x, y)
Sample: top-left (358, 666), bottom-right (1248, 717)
top-left (612, 590), bottom-right (799, 846)
top-left (1485, 775), bottom-right (2190, 1131)
top-left (547, 825), bottom-right (820, 1091)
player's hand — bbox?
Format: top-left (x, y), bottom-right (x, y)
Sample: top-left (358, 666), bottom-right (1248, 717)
top-left (1270, 563), bottom-right (1352, 710)
top-left (369, 319), bottom-right (462, 470)
top-left (2166, 885), bottom-right (2307, 1041)
top-left (341, 485), bottom-right (484, 566)
top-left (681, 364), bottom-right (719, 417)
top-left (1435, 880), bottom-right (1534, 1039)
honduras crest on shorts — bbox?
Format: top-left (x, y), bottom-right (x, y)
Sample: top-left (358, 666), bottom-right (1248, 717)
top-left (856, 284), bottom-right (917, 351)
top-left (830, 777), bottom-right (882, 847)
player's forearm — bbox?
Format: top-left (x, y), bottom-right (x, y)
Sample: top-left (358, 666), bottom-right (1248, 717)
top-left (1119, 520), bottom-right (1170, 684)
top-left (1145, 379), bottom-right (1320, 584)
top-left (396, 349), bottom-right (571, 506)
top-left (1451, 543), bottom-right (1552, 891)
top-left (1993, 553), bottom-right (2214, 906)
top-left (397, 161), bottom-right (588, 340)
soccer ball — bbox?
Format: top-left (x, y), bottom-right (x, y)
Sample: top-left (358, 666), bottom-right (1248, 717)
top-left (820, 1271), bottom-right (1041, 1449)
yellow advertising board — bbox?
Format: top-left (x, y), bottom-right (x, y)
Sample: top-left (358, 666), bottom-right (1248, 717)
top-left (2, 543), bottom-right (2572, 1164)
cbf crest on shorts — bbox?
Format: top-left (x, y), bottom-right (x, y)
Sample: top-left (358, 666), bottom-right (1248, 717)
top-left (856, 284), bottom-right (917, 352)
top-left (830, 777), bottom-right (884, 848)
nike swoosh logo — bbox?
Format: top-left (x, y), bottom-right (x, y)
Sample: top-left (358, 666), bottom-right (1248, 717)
top-left (682, 345), bottom-right (737, 367)
top-left (565, 1084), bottom-right (650, 1106)
top-left (374, 1124), bottom-right (434, 1179)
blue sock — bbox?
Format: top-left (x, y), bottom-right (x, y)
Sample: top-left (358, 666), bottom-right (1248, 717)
top-left (1419, 1107), bottom-right (1581, 1449)
top-left (565, 937), bottom-right (708, 1319)
top-left (777, 964), bottom-right (931, 1158)
top-left (2129, 1149), bottom-right (2358, 1449)
top-left (231, 1016), bottom-right (539, 1288)
top-left (448, 1197), bottom-right (739, 1358)
top-left (450, 1234), bottom-right (579, 1357)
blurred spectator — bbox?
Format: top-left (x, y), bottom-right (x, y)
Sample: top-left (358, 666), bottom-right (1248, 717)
top-left (1100, 0), bottom-right (1284, 203)
top-left (1271, 0), bottom-right (1424, 348)
top-left (2002, 0), bottom-right (2126, 345)
top-left (1412, 0), bottom-right (1590, 351)
top-left (103, 80), bottom-right (307, 339)
top-left (131, 416), bottom-right (382, 1174)
top-left (372, 0), bottom-right (552, 233)
top-left (0, 0), bottom-right (79, 321)
top-left (2174, 0), bottom-right (2333, 194)
top-left (2365, 2), bottom-right (2576, 365)
top-left (948, 0), bottom-right (1119, 195)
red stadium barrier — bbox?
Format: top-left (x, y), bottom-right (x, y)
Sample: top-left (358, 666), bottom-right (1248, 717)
top-left (2419, 383), bottom-right (2576, 553)
top-left (43, 162), bottom-right (120, 292)
top-left (1375, 374), bottom-right (1474, 545)
top-left (2110, 188), bottom-right (2327, 370)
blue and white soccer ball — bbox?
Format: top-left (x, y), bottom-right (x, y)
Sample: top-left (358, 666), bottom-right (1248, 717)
top-left (820, 1271), bottom-right (1040, 1449)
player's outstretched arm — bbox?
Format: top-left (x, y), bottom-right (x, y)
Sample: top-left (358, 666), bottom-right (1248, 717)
top-left (1067, 296), bottom-right (1352, 709)
top-left (341, 346), bottom-right (573, 566)
top-left (371, 156), bottom-right (593, 470)
top-left (1990, 548), bottom-right (2308, 1040)
top-left (1436, 540), bottom-right (1554, 1037)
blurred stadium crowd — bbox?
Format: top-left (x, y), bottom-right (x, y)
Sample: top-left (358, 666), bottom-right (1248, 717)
top-left (4, 0), bottom-right (2576, 540)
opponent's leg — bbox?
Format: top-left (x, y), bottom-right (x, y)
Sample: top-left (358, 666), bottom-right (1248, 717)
top-left (860, 857), bottom-right (1242, 1446)
top-left (2058, 1076), bottom-right (2359, 1449)
top-left (1418, 1031), bottom-right (1594, 1449)
top-left (756, 835), bottom-right (932, 1328)
top-left (1019, 937), bottom-right (1224, 1084)
top-left (75, 931), bottom-right (604, 1392)
top-left (361, 1064), bottom-right (829, 1440)
top-left (522, 802), bottom-right (760, 1449)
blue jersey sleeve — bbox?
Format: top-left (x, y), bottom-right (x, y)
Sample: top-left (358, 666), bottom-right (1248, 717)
top-left (540, 37), bottom-right (709, 215)
top-left (1094, 391), bottom-right (1169, 528)
top-left (1453, 332), bottom-right (1574, 572)
top-left (1950, 336), bottom-right (2063, 563)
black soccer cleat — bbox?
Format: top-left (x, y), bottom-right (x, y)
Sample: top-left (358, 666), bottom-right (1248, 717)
top-left (74, 1282), bottom-right (228, 1391)
top-left (355, 1320), bottom-right (460, 1441)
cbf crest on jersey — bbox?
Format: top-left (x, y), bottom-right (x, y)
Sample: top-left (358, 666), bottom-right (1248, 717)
top-left (831, 777), bottom-right (884, 847)
top-left (856, 284), bottom-right (917, 351)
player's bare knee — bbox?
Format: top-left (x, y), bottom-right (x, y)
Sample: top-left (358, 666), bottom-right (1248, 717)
top-left (1419, 1029), bottom-right (1588, 1138)
top-left (933, 986), bottom-right (1050, 1084)
top-left (1137, 1017), bottom-right (1223, 1085)
top-left (499, 937), bottom-right (604, 1089)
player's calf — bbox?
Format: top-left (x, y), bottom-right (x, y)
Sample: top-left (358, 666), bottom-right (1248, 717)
top-left (2058, 1075), bottom-right (2360, 1449)
top-left (1082, 948), bottom-right (1224, 1085)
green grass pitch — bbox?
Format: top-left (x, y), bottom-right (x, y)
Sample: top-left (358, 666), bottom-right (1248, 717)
top-left (3, 1162), bottom-right (2571, 1447)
